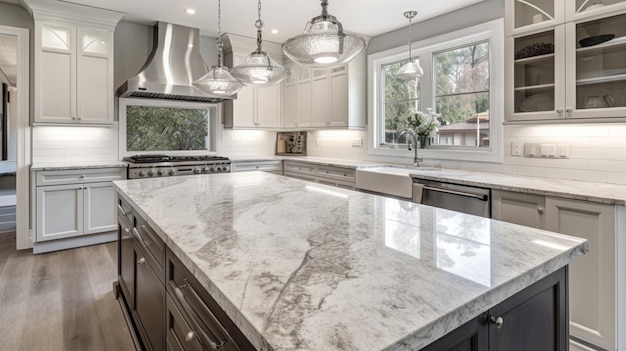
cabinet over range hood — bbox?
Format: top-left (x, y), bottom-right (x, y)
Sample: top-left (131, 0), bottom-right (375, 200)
top-left (117, 22), bottom-right (235, 103)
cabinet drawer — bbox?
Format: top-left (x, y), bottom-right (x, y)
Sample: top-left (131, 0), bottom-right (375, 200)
top-left (166, 250), bottom-right (255, 351)
top-left (317, 178), bottom-right (356, 190)
top-left (231, 161), bottom-right (283, 173)
top-left (283, 162), bottom-right (316, 175)
top-left (118, 197), bottom-right (133, 226)
top-left (36, 167), bottom-right (125, 186)
top-left (166, 293), bottom-right (204, 351)
top-left (317, 165), bottom-right (355, 182)
top-left (133, 215), bottom-right (165, 281)
top-left (283, 171), bottom-right (317, 183)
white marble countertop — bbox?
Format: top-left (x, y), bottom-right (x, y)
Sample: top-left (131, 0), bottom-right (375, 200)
top-left (408, 168), bottom-right (626, 206)
top-left (230, 155), bottom-right (386, 169)
top-left (31, 161), bottom-right (128, 171)
top-left (113, 172), bottom-right (587, 351)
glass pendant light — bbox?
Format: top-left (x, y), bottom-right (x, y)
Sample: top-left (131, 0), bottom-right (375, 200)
top-left (230, 0), bottom-right (290, 87)
top-left (193, 0), bottom-right (243, 96)
top-left (397, 11), bottom-right (424, 80)
top-left (282, 0), bottom-right (366, 69)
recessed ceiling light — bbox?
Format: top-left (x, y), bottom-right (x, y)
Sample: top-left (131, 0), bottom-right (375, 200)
top-left (184, 8), bottom-right (196, 15)
top-left (271, 29), bottom-right (279, 34)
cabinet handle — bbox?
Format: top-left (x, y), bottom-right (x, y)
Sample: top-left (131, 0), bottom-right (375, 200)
top-left (124, 228), bottom-right (130, 233)
top-left (137, 257), bottom-right (146, 265)
top-left (537, 207), bottom-right (544, 215)
top-left (489, 315), bottom-right (504, 329)
top-left (185, 331), bottom-right (196, 342)
top-left (132, 227), bottom-right (152, 248)
top-left (80, 175), bottom-right (85, 178)
top-left (173, 282), bottom-right (229, 350)
top-left (77, 117), bottom-right (82, 120)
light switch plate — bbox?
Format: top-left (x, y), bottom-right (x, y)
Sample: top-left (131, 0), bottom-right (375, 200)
top-left (511, 142), bottom-right (523, 156)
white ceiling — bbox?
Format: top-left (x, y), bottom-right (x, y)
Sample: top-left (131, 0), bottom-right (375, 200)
top-left (58, 0), bottom-right (484, 43)
top-left (0, 0), bottom-right (484, 85)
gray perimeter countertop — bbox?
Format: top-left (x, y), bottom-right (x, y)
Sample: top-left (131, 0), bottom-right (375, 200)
top-left (114, 172), bottom-right (588, 351)
top-left (31, 161), bottom-right (128, 171)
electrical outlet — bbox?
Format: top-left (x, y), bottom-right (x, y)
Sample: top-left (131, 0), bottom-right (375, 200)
top-left (558, 144), bottom-right (570, 158)
top-left (352, 138), bottom-right (363, 147)
top-left (511, 142), bottom-right (523, 156)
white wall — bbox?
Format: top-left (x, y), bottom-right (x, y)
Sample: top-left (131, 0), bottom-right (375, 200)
top-left (301, 124), bottom-right (626, 185)
top-left (31, 125), bottom-right (118, 163)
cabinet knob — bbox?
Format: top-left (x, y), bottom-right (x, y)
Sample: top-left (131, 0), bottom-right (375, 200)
top-left (489, 315), bottom-right (504, 329)
top-left (537, 207), bottom-right (544, 214)
top-left (185, 331), bottom-right (196, 342)
top-left (556, 108), bottom-right (563, 114)
top-left (137, 257), bottom-right (146, 265)
top-left (566, 107), bottom-right (573, 113)
top-left (80, 175), bottom-right (85, 178)
top-left (124, 228), bottom-right (130, 233)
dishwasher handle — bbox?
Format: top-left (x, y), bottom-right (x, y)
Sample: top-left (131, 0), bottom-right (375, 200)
top-left (422, 185), bottom-right (489, 201)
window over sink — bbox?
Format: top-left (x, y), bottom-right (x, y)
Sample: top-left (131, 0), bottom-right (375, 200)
top-left (118, 98), bottom-right (221, 158)
top-left (368, 19), bottom-right (504, 163)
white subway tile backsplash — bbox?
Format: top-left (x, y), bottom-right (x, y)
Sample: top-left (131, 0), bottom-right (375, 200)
top-left (32, 124), bottom-right (119, 163)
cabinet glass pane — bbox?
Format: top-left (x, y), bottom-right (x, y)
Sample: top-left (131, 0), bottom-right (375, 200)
top-left (42, 26), bottom-right (70, 50)
top-left (576, 13), bottom-right (626, 109)
top-left (82, 33), bottom-right (108, 55)
top-left (515, 0), bottom-right (555, 28)
top-left (514, 31), bottom-right (555, 113)
top-left (575, 0), bottom-right (626, 15)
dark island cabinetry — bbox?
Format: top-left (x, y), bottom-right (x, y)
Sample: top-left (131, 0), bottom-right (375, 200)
top-left (422, 267), bottom-right (567, 351)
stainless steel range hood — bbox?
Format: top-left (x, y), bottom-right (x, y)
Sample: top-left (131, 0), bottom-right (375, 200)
top-left (117, 22), bottom-right (234, 103)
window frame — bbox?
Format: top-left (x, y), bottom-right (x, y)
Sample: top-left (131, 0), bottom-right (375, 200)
top-left (367, 19), bottom-right (504, 163)
top-left (118, 98), bottom-right (223, 159)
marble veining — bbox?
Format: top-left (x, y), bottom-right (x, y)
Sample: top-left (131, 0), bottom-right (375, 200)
top-left (31, 161), bottom-right (128, 171)
top-left (114, 172), bottom-right (587, 351)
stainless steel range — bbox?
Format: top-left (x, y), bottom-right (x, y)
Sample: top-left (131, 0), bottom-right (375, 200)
top-left (124, 155), bottom-right (231, 179)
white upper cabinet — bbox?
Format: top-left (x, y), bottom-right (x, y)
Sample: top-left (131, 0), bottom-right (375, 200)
top-left (292, 53), bottom-right (366, 130)
top-left (30, 1), bottom-right (122, 125)
top-left (223, 34), bottom-right (284, 129)
top-left (506, 0), bottom-right (626, 121)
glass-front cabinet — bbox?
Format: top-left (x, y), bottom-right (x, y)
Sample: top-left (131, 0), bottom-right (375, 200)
top-left (507, 0), bottom-right (626, 35)
top-left (506, 1), bottom-right (626, 121)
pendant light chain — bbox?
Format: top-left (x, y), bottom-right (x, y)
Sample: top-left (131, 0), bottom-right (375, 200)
top-left (216, 0), bottom-right (223, 68)
top-left (255, 0), bottom-right (264, 52)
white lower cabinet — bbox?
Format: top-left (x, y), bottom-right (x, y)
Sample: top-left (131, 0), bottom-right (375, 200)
top-left (33, 167), bottom-right (126, 253)
top-left (492, 190), bottom-right (624, 351)
top-left (492, 189), bottom-right (546, 228)
top-left (545, 197), bottom-right (620, 351)
top-left (283, 161), bottom-right (356, 190)
top-left (230, 160), bottom-right (283, 175)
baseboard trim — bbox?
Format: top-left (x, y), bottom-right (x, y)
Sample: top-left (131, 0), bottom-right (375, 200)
top-left (32, 231), bottom-right (116, 254)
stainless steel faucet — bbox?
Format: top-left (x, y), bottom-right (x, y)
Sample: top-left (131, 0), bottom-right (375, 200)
top-left (399, 129), bottom-right (423, 167)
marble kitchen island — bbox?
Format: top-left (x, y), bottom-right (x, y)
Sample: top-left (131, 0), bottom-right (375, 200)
top-left (113, 172), bottom-right (588, 351)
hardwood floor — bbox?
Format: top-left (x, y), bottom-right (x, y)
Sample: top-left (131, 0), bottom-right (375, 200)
top-left (0, 231), bottom-right (135, 351)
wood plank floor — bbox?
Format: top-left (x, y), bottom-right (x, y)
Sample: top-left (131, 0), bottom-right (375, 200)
top-left (0, 231), bottom-right (135, 351)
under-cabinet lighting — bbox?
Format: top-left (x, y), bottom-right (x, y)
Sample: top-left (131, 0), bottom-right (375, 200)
top-left (184, 8), bottom-right (196, 15)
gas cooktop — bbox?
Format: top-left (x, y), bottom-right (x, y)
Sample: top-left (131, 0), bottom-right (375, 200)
top-left (123, 154), bottom-right (230, 164)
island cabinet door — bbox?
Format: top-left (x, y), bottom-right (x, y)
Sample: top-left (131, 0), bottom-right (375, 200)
top-left (419, 313), bottom-right (488, 351)
top-left (488, 267), bottom-right (568, 351)
top-left (134, 243), bottom-right (165, 351)
top-left (118, 206), bottom-right (134, 310)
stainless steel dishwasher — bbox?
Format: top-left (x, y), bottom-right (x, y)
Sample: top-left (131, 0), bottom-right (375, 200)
top-left (412, 179), bottom-right (491, 217)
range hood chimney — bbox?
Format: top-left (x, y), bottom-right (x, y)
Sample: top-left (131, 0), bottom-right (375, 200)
top-left (117, 22), bottom-right (234, 103)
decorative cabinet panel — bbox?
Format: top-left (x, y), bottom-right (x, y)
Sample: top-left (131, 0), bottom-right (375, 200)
top-left (492, 188), bottom-right (624, 351)
top-left (506, 1), bottom-right (626, 121)
top-left (545, 197), bottom-right (618, 351)
top-left (35, 21), bottom-right (114, 125)
top-left (223, 34), bottom-right (283, 129)
top-left (283, 61), bottom-right (312, 129)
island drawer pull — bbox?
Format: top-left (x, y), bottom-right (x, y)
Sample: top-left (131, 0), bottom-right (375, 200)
top-left (132, 227), bottom-right (152, 248)
top-left (174, 281), bottom-right (229, 350)
top-left (423, 185), bottom-right (489, 201)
